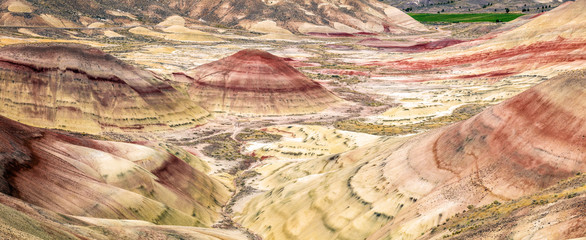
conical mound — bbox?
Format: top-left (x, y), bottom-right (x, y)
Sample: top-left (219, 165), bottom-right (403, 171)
top-left (0, 43), bottom-right (209, 134)
top-left (184, 49), bottom-right (340, 115)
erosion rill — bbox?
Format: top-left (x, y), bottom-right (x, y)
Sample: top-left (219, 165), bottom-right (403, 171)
top-left (0, 43), bottom-right (209, 134)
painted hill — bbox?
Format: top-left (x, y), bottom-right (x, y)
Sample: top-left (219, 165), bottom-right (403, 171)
top-left (235, 69), bottom-right (586, 239)
top-left (0, 114), bottom-right (231, 229)
top-left (0, 43), bottom-right (209, 134)
top-left (371, 0), bottom-right (586, 80)
top-left (179, 49), bottom-right (341, 115)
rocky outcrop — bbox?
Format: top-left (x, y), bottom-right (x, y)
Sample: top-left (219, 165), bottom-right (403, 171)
top-left (0, 43), bottom-right (209, 134)
top-left (180, 49), bottom-right (340, 115)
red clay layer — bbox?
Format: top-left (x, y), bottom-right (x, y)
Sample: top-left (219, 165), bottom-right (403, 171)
top-left (371, 38), bottom-right (586, 71)
top-left (306, 32), bottom-right (355, 37)
top-left (355, 32), bottom-right (378, 36)
top-left (359, 38), bottom-right (465, 52)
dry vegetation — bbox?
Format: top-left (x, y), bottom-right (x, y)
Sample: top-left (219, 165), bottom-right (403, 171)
top-left (235, 129), bottom-right (283, 142)
top-left (428, 173), bottom-right (586, 239)
top-left (191, 133), bottom-right (249, 161)
top-left (335, 104), bottom-right (489, 135)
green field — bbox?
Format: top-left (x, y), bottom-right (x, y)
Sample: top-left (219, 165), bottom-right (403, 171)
top-left (408, 13), bottom-right (524, 23)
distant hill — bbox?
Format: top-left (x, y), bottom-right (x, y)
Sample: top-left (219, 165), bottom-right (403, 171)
top-left (176, 0), bottom-right (428, 34)
top-left (0, 0), bottom-right (176, 27)
top-left (0, 0), bottom-right (428, 34)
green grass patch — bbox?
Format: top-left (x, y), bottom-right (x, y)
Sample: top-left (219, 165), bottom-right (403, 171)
top-left (408, 13), bottom-right (524, 23)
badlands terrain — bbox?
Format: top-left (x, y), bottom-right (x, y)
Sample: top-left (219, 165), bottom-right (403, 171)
top-left (0, 0), bottom-right (584, 239)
